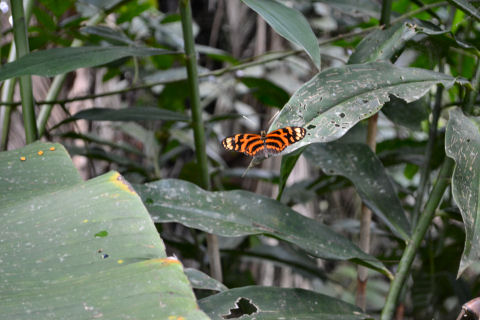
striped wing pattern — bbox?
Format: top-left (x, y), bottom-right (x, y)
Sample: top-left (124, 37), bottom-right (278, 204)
top-left (222, 127), bottom-right (306, 158)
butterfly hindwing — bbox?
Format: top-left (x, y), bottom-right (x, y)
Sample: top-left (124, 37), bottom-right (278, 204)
top-left (222, 133), bottom-right (263, 156)
top-left (222, 127), bottom-right (306, 158)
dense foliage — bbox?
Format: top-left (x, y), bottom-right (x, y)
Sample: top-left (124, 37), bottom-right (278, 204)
top-left (1, 0), bottom-right (480, 319)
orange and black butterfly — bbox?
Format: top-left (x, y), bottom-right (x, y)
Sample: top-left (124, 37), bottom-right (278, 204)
top-left (222, 126), bottom-right (306, 158)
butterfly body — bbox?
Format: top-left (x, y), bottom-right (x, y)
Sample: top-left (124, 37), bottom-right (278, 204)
top-left (222, 126), bottom-right (306, 158)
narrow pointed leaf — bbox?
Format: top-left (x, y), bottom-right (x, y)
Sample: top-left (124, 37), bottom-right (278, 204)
top-left (0, 46), bottom-right (176, 81)
top-left (348, 22), bottom-right (417, 64)
top-left (185, 268), bottom-right (228, 292)
top-left (0, 142), bottom-right (208, 319)
top-left (199, 286), bottom-right (369, 320)
top-left (349, 20), bottom-right (450, 64)
top-left (304, 142), bottom-right (411, 240)
top-left (56, 107), bottom-right (189, 127)
top-left (269, 62), bottom-right (465, 154)
top-left (313, 0), bottom-right (380, 18)
top-left (241, 0), bottom-right (321, 69)
top-left (136, 179), bottom-right (390, 276)
top-left (445, 108), bottom-right (480, 276)
top-left (447, 0), bottom-right (480, 22)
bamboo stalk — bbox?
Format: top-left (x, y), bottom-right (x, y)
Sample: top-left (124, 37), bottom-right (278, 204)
top-left (179, 0), bottom-right (222, 282)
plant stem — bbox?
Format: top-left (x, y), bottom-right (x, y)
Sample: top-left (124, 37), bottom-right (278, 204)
top-left (356, 113), bottom-right (378, 310)
top-left (412, 61), bottom-right (445, 228)
top-left (380, 0), bottom-right (393, 26)
top-left (0, 48), bottom-right (17, 150)
top-left (464, 58), bottom-right (480, 115)
top-left (11, 0), bottom-right (37, 143)
top-left (180, 0), bottom-right (222, 282)
top-left (356, 0), bottom-right (393, 309)
top-left (381, 157), bottom-right (454, 320)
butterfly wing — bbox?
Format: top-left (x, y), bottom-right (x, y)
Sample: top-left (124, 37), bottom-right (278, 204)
top-left (264, 126), bottom-right (306, 155)
top-left (222, 133), bottom-right (264, 157)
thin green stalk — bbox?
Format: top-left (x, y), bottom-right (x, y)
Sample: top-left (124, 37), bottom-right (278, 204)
top-left (0, 48), bottom-right (17, 150)
top-left (0, 0), bottom-right (34, 150)
top-left (37, 13), bottom-right (104, 137)
top-left (380, 0), bottom-right (393, 26)
top-left (381, 158), bottom-right (454, 320)
top-left (412, 62), bottom-right (445, 228)
top-left (180, 0), bottom-right (222, 282)
top-left (464, 58), bottom-right (480, 115)
top-left (11, 0), bottom-right (37, 143)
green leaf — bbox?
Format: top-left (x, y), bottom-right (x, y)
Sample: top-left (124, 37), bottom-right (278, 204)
top-left (0, 142), bottom-right (208, 319)
top-left (348, 22), bottom-right (417, 64)
top-left (136, 179), bottom-right (390, 276)
top-left (313, 0), bottom-right (380, 19)
top-left (56, 107), bottom-right (189, 125)
top-left (381, 96), bottom-right (429, 131)
top-left (269, 62), bottom-right (465, 154)
top-left (239, 77), bottom-right (290, 108)
top-left (199, 286), bottom-right (370, 320)
top-left (447, 0), bottom-right (480, 22)
top-left (277, 147), bottom-right (305, 200)
top-left (304, 142), bottom-right (411, 240)
top-left (185, 268), bottom-right (228, 292)
top-left (0, 46), bottom-right (177, 81)
top-left (445, 108), bottom-right (480, 276)
top-left (81, 26), bottom-right (136, 45)
top-left (241, 0), bottom-right (321, 69)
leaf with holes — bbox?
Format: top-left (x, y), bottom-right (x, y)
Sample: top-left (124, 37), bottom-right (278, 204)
top-left (445, 108), bottom-right (480, 277)
top-left (136, 179), bottom-right (390, 276)
top-left (269, 61), bottom-right (466, 154)
top-left (0, 142), bottom-right (208, 319)
top-left (199, 286), bottom-right (369, 319)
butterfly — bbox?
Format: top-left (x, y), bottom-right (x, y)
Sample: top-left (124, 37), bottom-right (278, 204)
top-left (222, 126), bottom-right (306, 158)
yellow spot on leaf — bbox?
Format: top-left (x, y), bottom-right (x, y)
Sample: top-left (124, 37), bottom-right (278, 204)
top-left (83, 219), bottom-right (89, 223)
top-left (109, 172), bottom-right (136, 195)
top-left (20, 156), bottom-right (26, 161)
top-left (37, 150), bottom-right (44, 156)
top-left (49, 146), bottom-right (55, 151)
top-left (117, 259), bottom-right (124, 264)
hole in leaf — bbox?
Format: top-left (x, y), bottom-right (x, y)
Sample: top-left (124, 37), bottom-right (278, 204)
top-left (222, 297), bottom-right (258, 319)
top-left (339, 112), bottom-right (345, 118)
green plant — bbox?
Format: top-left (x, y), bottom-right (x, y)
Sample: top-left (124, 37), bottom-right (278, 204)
top-left (1, 0), bottom-right (480, 319)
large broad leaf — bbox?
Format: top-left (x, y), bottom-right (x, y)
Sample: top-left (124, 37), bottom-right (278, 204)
top-left (304, 142), bottom-right (411, 240)
top-left (135, 179), bottom-right (390, 276)
top-left (0, 142), bottom-right (208, 319)
top-left (445, 108), bottom-right (480, 276)
top-left (269, 62), bottom-right (464, 154)
top-left (0, 46), bottom-right (176, 81)
top-left (199, 286), bottom-right (370, 320)
top-left (241, 0), bottom-right (321, 70)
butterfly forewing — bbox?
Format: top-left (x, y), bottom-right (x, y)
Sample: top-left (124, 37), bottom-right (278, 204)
top-left (222, 126), bottom-right (306, 158)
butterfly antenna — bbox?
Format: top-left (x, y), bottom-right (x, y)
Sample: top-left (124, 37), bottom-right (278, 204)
top-left (267, 110), bottom-right (280, 127)
top-left (241, 114), bottom-right (256, 126)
